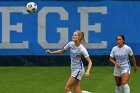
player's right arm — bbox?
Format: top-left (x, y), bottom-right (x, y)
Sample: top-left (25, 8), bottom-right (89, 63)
top-left (46, 42), bottom-right (70, 54)
top-left (46, 49), bottom-right (65, 54)
top-left (109, 48), bottom-right (121, 68)
top-left (110, 57), bottom-right (121, 68)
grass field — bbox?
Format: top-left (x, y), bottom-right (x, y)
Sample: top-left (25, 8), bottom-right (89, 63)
top-left (0, 67), bottom-right (139, 93)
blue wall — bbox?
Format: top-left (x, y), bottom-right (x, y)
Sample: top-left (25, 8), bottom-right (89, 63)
top-left (0, 0), bottom-right (140, 55)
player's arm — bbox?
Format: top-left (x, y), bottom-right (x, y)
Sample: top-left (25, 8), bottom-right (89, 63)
top-left (81, 48), bottom-right (92, 77)
top-left (46, 49), bottom-right (65, 54)
top-left (109, 56), bottom-right (116, 65)
top-left (85, 57), bottom-right (92, 77)
top-left (130, 55), bottom-right (137, 72)
top-left (109, 56), bottom-right (121, 68)
top-left (128, 47), bottom-right (137, 72)
top-left (46, 42), bottom-right (70, 54)
top-left (109, 48), bottom-right (116, 65)
top-left (110, 48), bottom-right (121, 68)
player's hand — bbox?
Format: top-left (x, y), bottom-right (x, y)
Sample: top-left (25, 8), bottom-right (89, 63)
top-left (85, 72), bottom-right (90, 77)
top-left (134, 66), bottom-right (137, 73)
top-left (115, 63), bottom-right (121, 68)
top-left (46, 50), bottom-right (52, 54)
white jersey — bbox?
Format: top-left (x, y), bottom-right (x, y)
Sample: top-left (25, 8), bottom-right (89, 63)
top-left (64, 41), bottom-right (89, 70)
top-left (110, 45), bottom-right (133, 67)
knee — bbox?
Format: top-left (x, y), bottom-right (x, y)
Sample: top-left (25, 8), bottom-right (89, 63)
top-left (74, 84), bottom-right (81, 93)
top-left (122, 79), bottom-right (128, 85)
top-left (74, 85), bottom-right (78, 91)
top-left (116, 84), bottom-right (121, 86)
top-left (74, 84), bottom-right (78, 89)
top-left (116, 82), bottom-right (121, 86)
top-left (122, 80), bottom-right (128, 85)
top-left (64, 86), bottom-right (70, 92)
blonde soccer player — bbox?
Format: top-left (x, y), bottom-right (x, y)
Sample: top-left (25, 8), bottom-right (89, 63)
top-left (47, 31), bottom-right (92, 93)
top-left (110, 35), bottom-right (137, 93)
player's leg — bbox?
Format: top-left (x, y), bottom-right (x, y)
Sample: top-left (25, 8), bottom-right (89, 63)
top-left (114, 67), bottom-right (122, 93)
top-left (74, 80), bottom-right (81, 93)
top-left (115, 76), bottom-right (122, 93)
top-left (122, 73), bottom-right (130, 93)
top-left (73, 68), bottom-right (85, 93)
top-left (64, 76), bottom-right (77, 93)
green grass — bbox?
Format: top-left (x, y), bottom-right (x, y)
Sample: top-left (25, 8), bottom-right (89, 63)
top-left (0, 67), bottom-right (139, 93)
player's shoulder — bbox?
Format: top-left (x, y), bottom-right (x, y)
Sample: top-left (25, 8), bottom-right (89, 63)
top-left (67, 41), bottom-right (74, 45)
top-left (124, 45), bottom-right (132, 49)
top-left (79, 44), bottom-right (87, 51)
top-left (112, 46), bottom-right (118, 50)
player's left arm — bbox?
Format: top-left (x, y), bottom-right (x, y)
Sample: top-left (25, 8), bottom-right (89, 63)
top-left (85, 56), bottom-right (92, 77)
top-left (81, 48), bottom-right (92, 77)
top-left (130, 55), bottom-right (137, 73)
top-left (129, 47), bottom-right (137, 73)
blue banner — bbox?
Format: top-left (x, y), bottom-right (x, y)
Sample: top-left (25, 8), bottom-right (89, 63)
top-left (0, 0), bottom-right (140, 55)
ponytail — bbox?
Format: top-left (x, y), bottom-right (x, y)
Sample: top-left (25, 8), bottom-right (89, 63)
top-left (75, 30), bottom-right (85, 43)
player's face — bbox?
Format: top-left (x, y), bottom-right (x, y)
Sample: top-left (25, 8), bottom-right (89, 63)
top-left (116, 36), bottom-right (124, 46)
top-left (72, 32), bottom-right (79, 42)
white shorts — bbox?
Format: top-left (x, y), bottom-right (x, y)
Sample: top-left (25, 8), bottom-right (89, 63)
top-left (71, 68), bottom-right (85, 80)
top-left (114, 66), bottom-right (131, 77)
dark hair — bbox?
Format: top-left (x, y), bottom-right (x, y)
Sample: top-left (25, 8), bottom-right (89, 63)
top-left (116, 35), bottom-right (125, 44)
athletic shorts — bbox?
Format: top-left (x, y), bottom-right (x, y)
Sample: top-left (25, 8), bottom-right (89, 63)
top-left (71, 68), bottom-right (85, 80)
top-left (114, 66), bottom-right (130, 77)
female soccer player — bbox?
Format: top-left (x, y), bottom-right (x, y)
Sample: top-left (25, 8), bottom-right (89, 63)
top-left (47, 31), bottom-right (92, 93)
top-left (110, 35), bottom-right (137, 93)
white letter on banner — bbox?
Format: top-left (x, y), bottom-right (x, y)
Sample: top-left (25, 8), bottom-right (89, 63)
top-left (0, 7), bottom-right (29, 49)
top-left (38, 7), bottom-right (68, 49)
top-left (78, 7), bottom-right (107, 49)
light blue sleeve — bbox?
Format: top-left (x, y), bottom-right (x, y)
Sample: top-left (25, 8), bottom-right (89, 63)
top-left (63, 42), bottom-right (70, 50)
top-left (128, 47), bottom-right (133, 56)
top-left (81, 47), bottom-right (89, 58)
top-left (110, 48), bottom-right (115, 58)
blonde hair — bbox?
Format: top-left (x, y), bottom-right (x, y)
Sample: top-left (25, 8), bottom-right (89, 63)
top-left (75, 30), bottom-right (85, 43)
